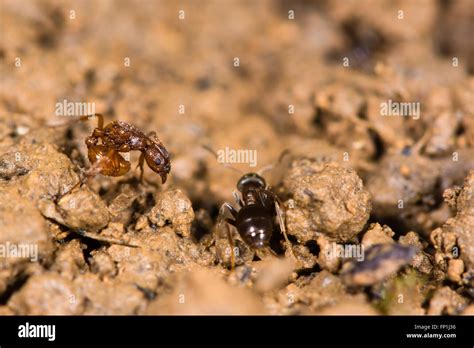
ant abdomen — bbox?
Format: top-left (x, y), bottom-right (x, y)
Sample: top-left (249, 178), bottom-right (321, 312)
top-left (235, 205), bottom-right (273, 249)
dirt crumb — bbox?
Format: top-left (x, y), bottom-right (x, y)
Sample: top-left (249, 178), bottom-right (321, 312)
top-left (74, 273), bottom-right (146, 315)
top-left (253, 257), bottom-right (296, 293)
top-left (39, 187), bottom-right (110, 231)
top-left (148, 189), bottom-right (195, 237)
top-left (146, 267), bottom-right (265, 315)
top-left (430, 171), bottom-right (474, 285)
top-left (428, 286), bottom-right (468, 315)
top-left (283, 160), bottom-right (371, 243)
top-left (362, 223), bottom-right (395, 247)
top-left (8, 273), bottom-right (83, 315)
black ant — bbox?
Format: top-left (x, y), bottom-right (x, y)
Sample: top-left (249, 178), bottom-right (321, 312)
top-left (204, 146), bottom-right (295, 269)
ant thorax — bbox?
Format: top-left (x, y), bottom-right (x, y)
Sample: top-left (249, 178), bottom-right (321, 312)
top-left (242, 188), bottom-right (259, 206)
top-left (103, 121), bottom-right (147, 150)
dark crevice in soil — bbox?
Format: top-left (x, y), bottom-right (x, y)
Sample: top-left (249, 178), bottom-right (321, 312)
top-left (0, 271), bottom-right (30, 305)
top-left (430, 177), bottom-right (445, 210)
top-left (326, 18), bottom-right (387, 72)
top-left (191, 214), bottom-right (213, 242)
top-left (269, 223), bottom-right (293, 255)
top-left (296, 263), bottom-right (321, 277)
top-left (311, 106), bottom-right (325, 130)
top-left (75, 234), bottom-right (105, 267)
top-left (357, 101), bottom-right (368, 120)
top-left (192, 198), bottom-right (220, 221)
top-left (433, 0), bottom-right (473, 74)
top-left (368, 129), bottom-right (385, 161)
top-left (305, 240), bottom-right (320, 256)
top-left (135, 284), bottom-right (157, 301)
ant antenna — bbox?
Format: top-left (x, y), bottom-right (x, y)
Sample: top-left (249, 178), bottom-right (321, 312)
top-left (202, 144), bottom-right (244, 175)
top-left (411, 128), bottom-right (432, 155)
top-left (257, 164), bottom-right (274, 177)
top-left (257, 148), bottom-right (292, 177)
top-left (46, 113), bottom-right (103, 128)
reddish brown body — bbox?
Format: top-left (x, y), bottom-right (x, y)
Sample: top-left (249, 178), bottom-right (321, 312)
top-left (84, 114), bottom-right (170, 183)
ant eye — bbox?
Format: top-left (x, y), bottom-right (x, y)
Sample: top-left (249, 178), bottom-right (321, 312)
top-left (154, 158), bottom-right (162, 165)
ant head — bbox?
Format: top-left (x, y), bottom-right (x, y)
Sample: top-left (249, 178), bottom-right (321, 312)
top-left (144, 142), bottom-right (171, 184)
top-left (85, 135), bottom-right (98, 148)
top-left (237, 173), bottom-right (266, 192)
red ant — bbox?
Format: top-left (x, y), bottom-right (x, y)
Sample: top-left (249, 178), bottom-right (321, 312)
top-left (65, 113), bottom-right (170, 193)
top-left (47, 113), bottom-right (170, 247)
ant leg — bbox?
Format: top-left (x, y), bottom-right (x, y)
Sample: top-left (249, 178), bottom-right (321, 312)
top-left (225, 218), bottom-right (237, 226)
top-left (257, 189), bottom-right (270, 208)
top-left (81, 114), bottom-right (106, 145)
top-left (137, 152), bottom-right (145, 182)
top-left (256, 247), bottom-right (278, 261)
top-left (260, 188), bottom-right (279, 206)
top-left (216, 202), bottom-right (238, 270)
top-left (274, 200), bottom-right (296, 260)
top-left (260, 189), bottom-right (296, 260)
top-left (61, 179), bottom-right (83, 198)
top-left (62, 146), bottom-right (121, 198)
top-left (91, 128), bottom-right (105, 139)
top-left (96, 114), bottom-right (104, 130)
top-left (232, 190), bottom-right (244, 207)
top-left (59, 163), bottom-right (100, 199)
top-left (258, 188), bottom-right (279, 210)
top-left (80, 113), bottom-right (105, 130)
top-left (108, 148), bottom-right (130, 176)
top-left (223, 202), bottom-right (238, 218)
top-left (225, 219), bottom-right (236, 271)
top-left (60, 147), bottom-right (107, 198)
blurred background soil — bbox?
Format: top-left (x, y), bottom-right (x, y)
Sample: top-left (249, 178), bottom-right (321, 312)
top-left (0, 0), bottom-right (473, 315)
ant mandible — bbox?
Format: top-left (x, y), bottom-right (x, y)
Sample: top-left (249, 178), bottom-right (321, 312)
top-left (67, 113), bottom-right (171, 193)
top-left (204, 146), bottom-right (295, 270)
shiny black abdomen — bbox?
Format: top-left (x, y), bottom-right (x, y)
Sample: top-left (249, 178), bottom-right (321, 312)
top-left (235, 205), bottom-right (273, 249)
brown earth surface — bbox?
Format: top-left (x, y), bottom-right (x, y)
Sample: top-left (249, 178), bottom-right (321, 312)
top-left (0, 0), bottom-right (473, 315)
